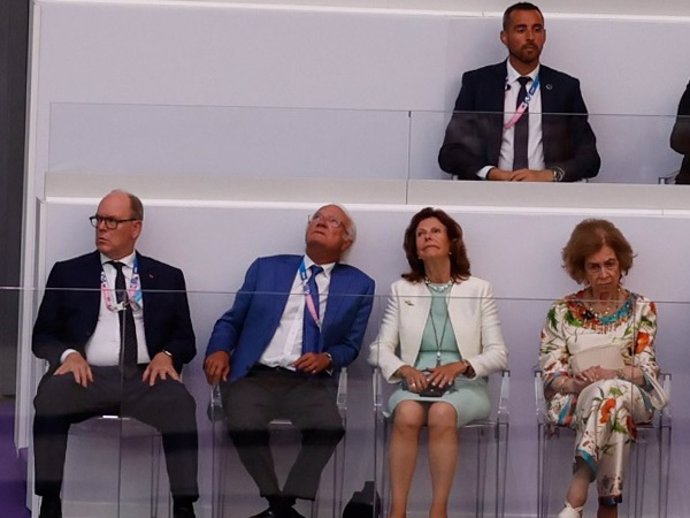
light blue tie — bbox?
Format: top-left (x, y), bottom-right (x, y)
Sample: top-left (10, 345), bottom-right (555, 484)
top-left (302, 265), bottom-right (323, 354)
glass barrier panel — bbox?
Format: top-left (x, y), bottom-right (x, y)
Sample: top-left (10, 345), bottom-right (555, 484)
top-left (414, 109), bottom-right (682, 185)
top-left (12, 283), bottom-right (690, 518)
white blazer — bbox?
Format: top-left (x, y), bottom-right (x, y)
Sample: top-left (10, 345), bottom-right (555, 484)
top-left (368, 276), bottom-right (508, 382)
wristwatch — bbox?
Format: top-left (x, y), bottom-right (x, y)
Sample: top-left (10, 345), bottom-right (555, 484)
top-left (323, 352), bottom-right (334, 367)
top-left (551, 167), bottom-right (565, 182)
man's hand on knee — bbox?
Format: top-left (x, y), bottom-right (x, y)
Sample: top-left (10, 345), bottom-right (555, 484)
top-left (203, 351), bottom-right (231, 385)
top-left (143, 351), bottom-right (180, 386)
top-left (54, 351), bottom-right (94, 388)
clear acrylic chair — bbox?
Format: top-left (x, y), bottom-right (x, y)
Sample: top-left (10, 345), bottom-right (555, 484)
top-left (658, 170), bottom-right (680, 184)
top-left (372, 369), bottom-right (510, 518)
top-left (209, 368), bottom-right (349, 518)
top-left (64, 415), bottom-right (169, 518)
top-left (535, 368), bottom-right (671, 518)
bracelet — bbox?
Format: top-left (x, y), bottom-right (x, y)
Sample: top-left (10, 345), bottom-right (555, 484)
top-left (162, 349), bottom-right (173, 359)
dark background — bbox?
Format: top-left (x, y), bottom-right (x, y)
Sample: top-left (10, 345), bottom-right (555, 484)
top-left (0, 0), bottom-right (29, 396)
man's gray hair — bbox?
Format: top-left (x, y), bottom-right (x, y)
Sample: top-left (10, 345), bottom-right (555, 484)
top-left (332, 203), bottom-right (357, 243)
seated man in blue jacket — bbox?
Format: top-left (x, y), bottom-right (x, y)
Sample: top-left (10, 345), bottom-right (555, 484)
top-left (204, 204), bottom-right (375, 518)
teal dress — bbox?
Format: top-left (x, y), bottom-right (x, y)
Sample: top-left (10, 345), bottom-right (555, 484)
top-left (388, 284), bottom-right (490, 427)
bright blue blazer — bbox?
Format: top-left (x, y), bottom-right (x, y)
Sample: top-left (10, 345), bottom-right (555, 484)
top-left (205, 255), bottom-right (375, 382)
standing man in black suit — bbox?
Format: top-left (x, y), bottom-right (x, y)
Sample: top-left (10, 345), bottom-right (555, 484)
top-left (32, 190), bottom-right (198, 518)
top-left (438, 2), bottom-right (600, 182)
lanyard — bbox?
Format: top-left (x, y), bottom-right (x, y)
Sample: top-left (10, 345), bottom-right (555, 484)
top-left (504, 75), bottom-right (540, 130)
top-left (100, 258), bottom-right (143, 312)
top-left (427, 289), bottom-right (451, 367)
top-left (299, 260), bottom-right (321, 329)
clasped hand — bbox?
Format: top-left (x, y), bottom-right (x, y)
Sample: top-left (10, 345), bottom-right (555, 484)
top-left (489, 168), bottom-right (554, 182)
top-left (399, 363), bottom-right (466, 394)
top-left (575, 365), bottom-right (617, 384)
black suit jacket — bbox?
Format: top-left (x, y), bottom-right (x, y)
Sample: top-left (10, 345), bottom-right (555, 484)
top-left (671, 80), bottom-right (690, 184)
top-left (32, 251), bottom-right (196, 373)
top-left (438, 61), bottom-right (601, 182)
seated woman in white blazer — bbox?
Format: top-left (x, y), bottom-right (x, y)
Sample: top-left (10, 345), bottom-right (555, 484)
top-left (368, 207), bottom-right (508, 518)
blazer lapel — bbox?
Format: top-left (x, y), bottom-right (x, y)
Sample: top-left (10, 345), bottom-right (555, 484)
top-left (539, 65), bottom-right (557, 114)
top-left (490, 61), bottom-right (509, 112)
top-left (84, 251), bottom-right (104, 324)
top-left (487, 62), bottom-right (509, 160)
top-left (137, 253), bottom-right (156, 292)
top-left (400, 282), bottom-right (431, 363)
top-left (320, 264), bottom-right (347, 334)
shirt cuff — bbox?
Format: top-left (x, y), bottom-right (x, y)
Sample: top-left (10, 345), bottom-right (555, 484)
top-left (477, 166), bottom-right (495, 180)
top-left (60, 348), bottom-right (79, 364)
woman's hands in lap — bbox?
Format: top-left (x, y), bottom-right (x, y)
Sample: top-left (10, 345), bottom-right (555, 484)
top-left (426, 362), bottom-right (467, 389)
top-left (397, 365), bottom-right (429, 393)
top-left (576, 366), bottom-right (618, 384)
top-left (397, 362), bottom-right (469, 393)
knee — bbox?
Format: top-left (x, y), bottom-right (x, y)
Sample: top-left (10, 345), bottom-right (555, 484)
top-left (225, 408), bottom-right (269, 434)
top-left (393, 403), bottom-right (425, 432)
top-left (34, 375), bottom-right (76, 414)
top-left (427, 403), bottom-right (457, 432)
top-left (159, 381), bottom-right (197, 417)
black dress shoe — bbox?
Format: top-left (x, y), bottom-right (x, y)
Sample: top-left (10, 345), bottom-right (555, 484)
top-left (285, 506), bottom-right (306, 518)
top-left (38, 496), bottom-right (62, 518)
top-left (173, 501), bottom-right (196, 518)
top-left (249, 508), bottom-right (279, 518)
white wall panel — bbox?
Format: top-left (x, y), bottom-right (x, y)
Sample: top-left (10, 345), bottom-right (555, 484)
top-left (48, 103), bottom-right (411, 178)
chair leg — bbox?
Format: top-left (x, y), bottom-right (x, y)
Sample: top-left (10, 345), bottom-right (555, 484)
top-left (475, 427), bottom-right (489, 518)
top-left (116, 420), bottom-right (124, 518)
top-left (150, 433), bottom-right (162, 518)
top-left (214, 425), bottom-right (229, 518)
top-left (333, 417), bottom-right (347, 518)
top-left (658, 423), bottom-right (671, 518)
top-left (380, 418), bottom-right (390, 518)
top-left (536, 424), bottom-right (545, 518)
top-left (631, 433), bottom-right (648, 518)
top-left (495, 422), bottom-right (509, 518)
top-left (540, 428), bottom-right (557, 518)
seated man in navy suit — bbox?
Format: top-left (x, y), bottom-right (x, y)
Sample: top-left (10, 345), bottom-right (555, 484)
top-left (204, 204), bottom-right (375, 518)
top-left (32, 190), bottom-right (198, 518)
top-left (438, 2), bottom-right (601, 182)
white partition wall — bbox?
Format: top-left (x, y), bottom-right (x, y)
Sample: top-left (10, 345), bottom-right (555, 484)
top-left (19, 1), bottom-right (690, 517)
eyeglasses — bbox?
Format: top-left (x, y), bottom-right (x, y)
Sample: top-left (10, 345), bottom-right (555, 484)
top-left (308, 212), bottom-right (343, 229)
top-left (89, 215), bottom-right (138, 230)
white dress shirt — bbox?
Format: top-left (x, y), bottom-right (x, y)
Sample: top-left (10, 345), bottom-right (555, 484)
top-left (61, 252), bottom-right (151, 366)
top-left (259, 255), bottom-right (335, 369)
top-left (477, 62), bottom-right (545, 179)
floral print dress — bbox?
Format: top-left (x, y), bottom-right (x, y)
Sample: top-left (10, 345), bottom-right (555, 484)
top-left (539, 290), bottom-right (660, 502)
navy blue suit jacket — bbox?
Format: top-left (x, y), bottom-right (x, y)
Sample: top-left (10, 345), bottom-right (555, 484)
top-left (32, 251), bottom-right (196, 373)
top-left (205, 255), bottom-right (375, 382)
top-left (438, 61), bottom-right (601, 182)
top-left (671, 80), bottom-right (690, 184)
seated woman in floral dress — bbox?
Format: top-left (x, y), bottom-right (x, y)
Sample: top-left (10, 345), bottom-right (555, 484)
top-left (540, 219), bottom-right (667, 518)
